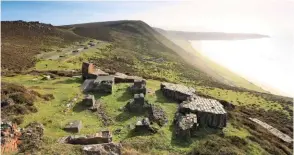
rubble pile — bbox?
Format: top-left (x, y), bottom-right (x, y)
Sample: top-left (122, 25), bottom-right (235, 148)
top-left (160, 82), bottom-right (196, 102)
top-left (129, 79), bottom-right (147, 95)
top-left (82, 94), bottom-right (100, 111)
top-left (174, 113), bottom-right (198, 139)
top-left (83, 94), bottom-right (95, 107)
top-left (134, 118), bottom-right (158, 133)
top-left (125, 93), bottom-right (151, 113)
top-left (148, 105), bottom-right (168, 126)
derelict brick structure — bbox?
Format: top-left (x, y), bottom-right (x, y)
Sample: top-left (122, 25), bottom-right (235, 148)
top-left (82, 62), bottom-right (97, 80)
top-left (160, 82), bottom-right (196, 102)
top-left (179, 96), bottom-right (227, 128)
top-left (81, 76), bottom-right (114, 94)
top-left (82, 62), bottom-right (109, 80)
top-left (129, 79), bottom-right (147, 95)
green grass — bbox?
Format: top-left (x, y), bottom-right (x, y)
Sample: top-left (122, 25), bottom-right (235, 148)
top-left (2, 20), bottom-right (292, 154)
top-left (2, 75), bottom-right (272, 154)
top-left (197, 86), bottom-right (290, 116)
top-left (35, 41), bottom-right (111, 71)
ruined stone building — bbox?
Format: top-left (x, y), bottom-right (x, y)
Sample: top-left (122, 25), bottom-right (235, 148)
top-left (179, 96), bottom-right (227, 128)
top-left (125, 93), bottom-right (151, 113)
top-left (82, 62), bottom-right (109, 80)
top-left (81, 76), bottom-right (114, 94)
top-left (160, 82), bottom-right (196, 102)
top-left (160, 82), bottom-right (227, 139)
top-left (129, 79), bottom-right (147, 95)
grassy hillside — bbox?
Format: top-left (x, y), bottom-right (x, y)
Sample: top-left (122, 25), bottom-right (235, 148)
top-left (1, 21), bottom-right (87, 72)
top-left (1, 20), bottom-right (293, 154)
top-left (62, 20), bottom-right (241, 90)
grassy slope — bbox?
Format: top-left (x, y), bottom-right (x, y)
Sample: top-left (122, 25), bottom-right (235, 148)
top-left (1, 21), bottom-right (87, 72)
top-left (154, 27), bottom-right (266, 93)
top-left (2, 20), bottom-right (293, 154)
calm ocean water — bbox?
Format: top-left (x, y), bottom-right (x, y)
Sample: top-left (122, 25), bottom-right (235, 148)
top-left (190, 37), bottom-right (294, 97)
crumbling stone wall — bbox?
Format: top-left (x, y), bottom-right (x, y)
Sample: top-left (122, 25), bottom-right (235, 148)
top-left (129, 79), bottom-right (147, 95)
top-left (81, 76), bottom-right (114, 94)
top-left (82, 62), bottom-right (97, 80)
top-left (114, 72), bottom-right (142, 83)
top-left (60, 130), bottom-right (112, 145)
top-left (125, 93), bottom-right (151, 113)
top-left (160, 82), bottom-right (196, 102)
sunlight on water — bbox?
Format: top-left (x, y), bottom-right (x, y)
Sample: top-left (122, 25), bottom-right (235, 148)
top-left (190, 38), bottom-right (294, 97)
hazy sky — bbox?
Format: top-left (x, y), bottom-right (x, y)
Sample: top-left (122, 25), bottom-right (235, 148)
top-left (2, 0), bottom-right (294, 34)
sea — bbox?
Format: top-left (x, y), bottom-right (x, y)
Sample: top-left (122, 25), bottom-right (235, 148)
top-left (190, 36), bottom-right (294, 97)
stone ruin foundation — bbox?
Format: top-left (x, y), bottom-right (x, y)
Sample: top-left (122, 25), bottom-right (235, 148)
top-left (160, 82), bottom-right (196, 102)
top-left (125, 93), bottom-right (151, 113)
top-left (148, 105), bottom-right (168, 126)
top-left (179, 96), bottom-right (227, 128)
top-left (59, 130), bottom-right (112, 145)
top-left (64, 120), bottom-right (82, 133)
top-left (82, 142), bottom-right (121, 155)
top-left (81, 76), bottom-right (114, 94)
top-left (129, 79), bottom-right (147, 95)
top-left (114, 72), bottom-right (143, 83)
top-left (83, 94), bottom-right (95, 107)
top-left (82, 95), bottom-right (100, 111)
top-left (133, 118), bottom-right (158, 133)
